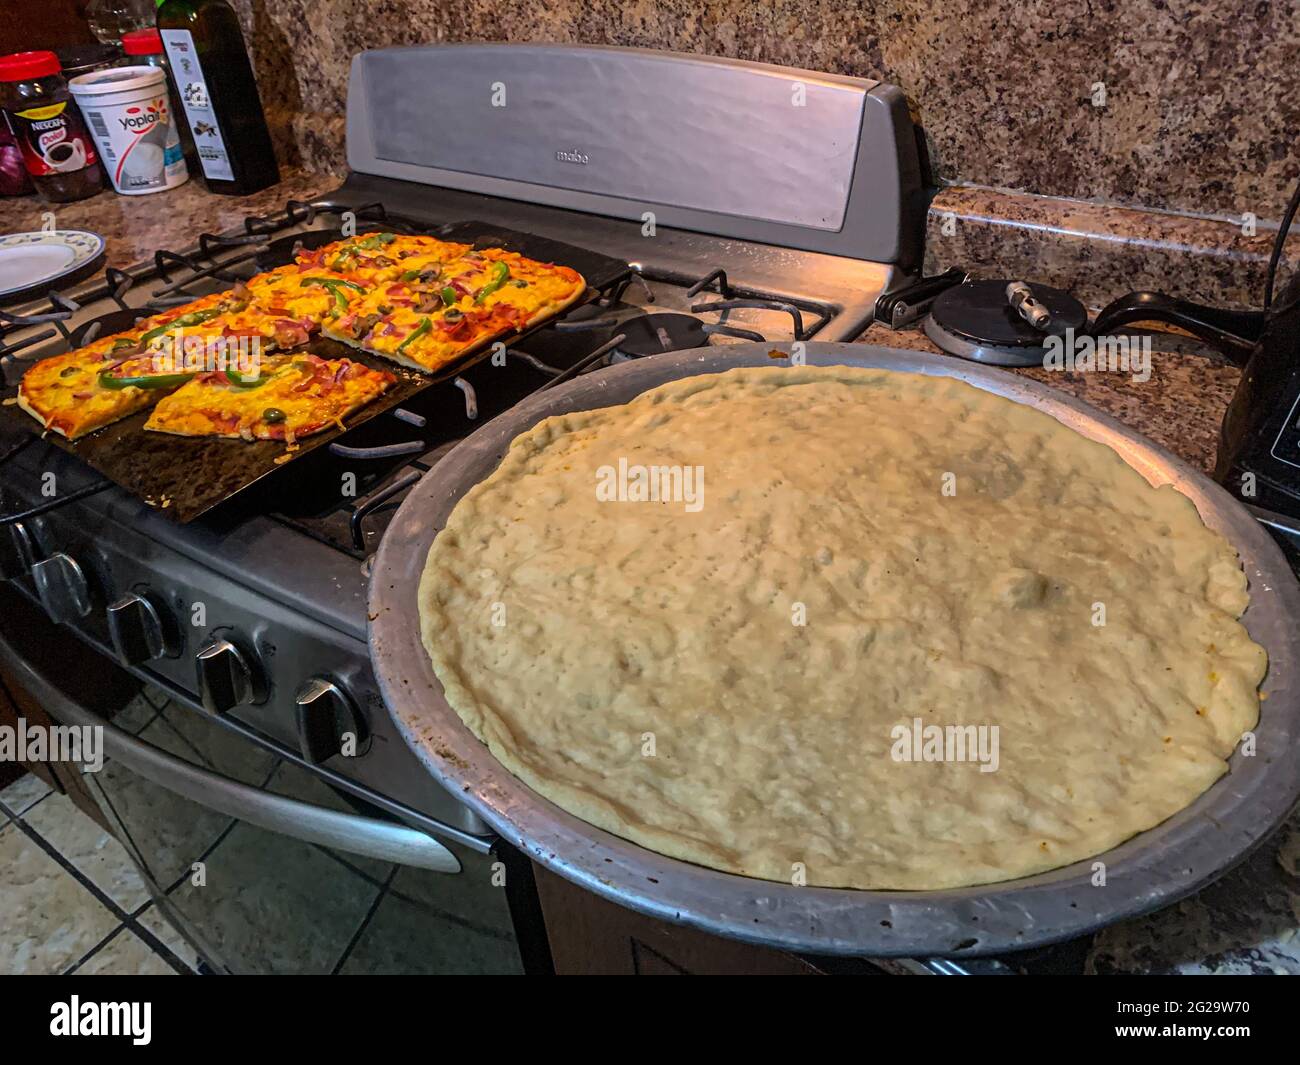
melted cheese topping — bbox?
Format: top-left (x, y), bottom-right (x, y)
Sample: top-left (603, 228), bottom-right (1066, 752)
top-left (325, 249), bottom-right (584, 371)
top-left (246, 265), bottom-right (366, 322)
top-left (144, 355), bottom-right (395, 440)
top-left (298, 233), bottom-right (471, 285)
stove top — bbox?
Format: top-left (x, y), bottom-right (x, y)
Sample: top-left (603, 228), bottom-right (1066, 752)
top-left (2, 181), bottom-right (889, 547)
top-left (0, 175), bottom-right (900, 845)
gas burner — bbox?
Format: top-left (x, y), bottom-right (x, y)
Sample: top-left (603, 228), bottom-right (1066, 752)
top-left (611, 313), bottom-right (708, 360)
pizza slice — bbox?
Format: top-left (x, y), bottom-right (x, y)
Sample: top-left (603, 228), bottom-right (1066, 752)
top-left (17, 345), bottom-right (198, 440)
top-left (324, 249), bottom-right (586, 373)
top-left (13, 289), bottom-right (267, 439)
top-left (295, 232), bottom-right (471, 286)
top-left (143, 353), bottom-right (395, 443)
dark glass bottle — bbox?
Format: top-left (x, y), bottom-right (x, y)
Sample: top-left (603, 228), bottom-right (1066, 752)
top-left (156, 0), bottom-right (279, 195)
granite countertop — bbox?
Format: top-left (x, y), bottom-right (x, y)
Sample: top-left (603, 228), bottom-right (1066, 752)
top-left (855, 322), bottom-right (1242, 478)
top-left (0, 170), bottom-right (335, 267)
top-left (3, 175), bottom-right (1294, 975)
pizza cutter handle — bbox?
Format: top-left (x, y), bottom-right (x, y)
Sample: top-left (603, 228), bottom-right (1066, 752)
top-left (1090, 291), bottom-right (1264, 366)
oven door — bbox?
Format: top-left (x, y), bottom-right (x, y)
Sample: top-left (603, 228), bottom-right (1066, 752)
top-left (0, 618), bottom-right (525, 975)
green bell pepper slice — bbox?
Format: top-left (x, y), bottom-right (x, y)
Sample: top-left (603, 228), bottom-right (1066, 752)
top-left (396, 317), bottom-right (432, 354)
top-left (475, 261), bottom-right (511, 303)
top-left (138, 306), bottom-right (224, 347)
top-left (98, 371), bottom-right (194, 390)
top-left (301, 276), bottom-right (365, 310)
top-left (224, 367), bottom-right (274, 388)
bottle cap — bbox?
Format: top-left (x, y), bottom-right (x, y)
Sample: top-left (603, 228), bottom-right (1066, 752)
top-left (0, 51), bottom-right (62, 82)
top-left (121, 30), bottom-right (165, 58)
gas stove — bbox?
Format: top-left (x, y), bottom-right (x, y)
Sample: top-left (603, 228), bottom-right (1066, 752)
top-left (0, 46), bottom-right (919, 856)
top-left (6, 45), bottom-right (1290, 979)
top-left (0, 49), bottom-right (934, 979)
top-left (0, 200), bottom-right (890, 843)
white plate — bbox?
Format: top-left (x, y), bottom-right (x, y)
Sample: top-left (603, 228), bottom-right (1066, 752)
top-left (0, 230), bottom-right (105, 300)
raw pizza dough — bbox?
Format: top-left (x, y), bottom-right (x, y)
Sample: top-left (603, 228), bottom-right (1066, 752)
top-left (418, 366), bottom-right (1267, 890)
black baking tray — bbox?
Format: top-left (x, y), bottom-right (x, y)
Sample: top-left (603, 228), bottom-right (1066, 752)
top-left (0, 223), bottom-right (631, 523)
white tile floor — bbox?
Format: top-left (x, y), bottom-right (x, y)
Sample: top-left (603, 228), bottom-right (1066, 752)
top-left (2, 688), bottom-right (522, 975)
top-left (0, 770), bottom-right (196, 975)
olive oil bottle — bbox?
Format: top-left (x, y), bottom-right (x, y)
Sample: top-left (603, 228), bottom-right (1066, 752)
top-left (156, 0), bottom-right (279, 194)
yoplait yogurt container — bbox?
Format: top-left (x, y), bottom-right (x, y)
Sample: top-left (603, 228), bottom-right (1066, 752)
top-left (68, 64), bottom-right (187, 195)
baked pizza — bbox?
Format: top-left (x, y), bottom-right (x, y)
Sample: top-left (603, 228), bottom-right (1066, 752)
top-left (16, 232), bottom-right (587, 441)
top-left (144, 353), bottom-right (395, 442)
top-left (324, 248), bottom-right (586, 373)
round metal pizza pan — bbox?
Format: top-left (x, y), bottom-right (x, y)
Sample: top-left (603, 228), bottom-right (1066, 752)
top-left (369, 342), bottom-right (1300, 958)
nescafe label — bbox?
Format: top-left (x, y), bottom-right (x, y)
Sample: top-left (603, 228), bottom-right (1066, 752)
top-left (9, 101), bottom-right (98, 177)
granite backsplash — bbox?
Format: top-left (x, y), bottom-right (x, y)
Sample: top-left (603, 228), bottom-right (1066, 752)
top-left (228, 1), bottom-right (1299, 307)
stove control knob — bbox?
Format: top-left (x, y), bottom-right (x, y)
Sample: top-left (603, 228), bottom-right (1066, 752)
top-left (31, 553), bottom-right (91, 624)
top-left (294, 676), bottom-right (367, 764)
top-left (195, 636), bottom-right (264, 714)
top-left (107, 593), bottom-right (175, 665)
top-left (0, 520), bottom-right (39, 581)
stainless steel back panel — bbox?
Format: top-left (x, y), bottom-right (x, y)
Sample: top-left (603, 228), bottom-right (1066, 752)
top-left (347, 45), bottom-right (923, 263)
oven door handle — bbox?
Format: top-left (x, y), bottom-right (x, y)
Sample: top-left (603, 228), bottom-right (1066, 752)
top-left (0, 633), bottom-right (461, 875)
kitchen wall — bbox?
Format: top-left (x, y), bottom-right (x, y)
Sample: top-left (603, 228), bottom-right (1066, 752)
top-left (230, 0), bottom-right (1300, 305)
top-left (0, 0), bottom-right (93, 56)
top-left (231, 0), bottom-right (1298, 220)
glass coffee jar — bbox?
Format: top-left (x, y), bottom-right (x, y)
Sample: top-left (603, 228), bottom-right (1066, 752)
top-left (0, 51), bottom-right (104, 203)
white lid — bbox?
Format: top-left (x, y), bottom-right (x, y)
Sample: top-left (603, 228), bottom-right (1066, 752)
top-left (68, 64), bottom-right (166, 96)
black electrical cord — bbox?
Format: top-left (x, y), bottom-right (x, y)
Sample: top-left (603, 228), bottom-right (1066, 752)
top-left (1264, 173), bottom-right (1300, 310)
